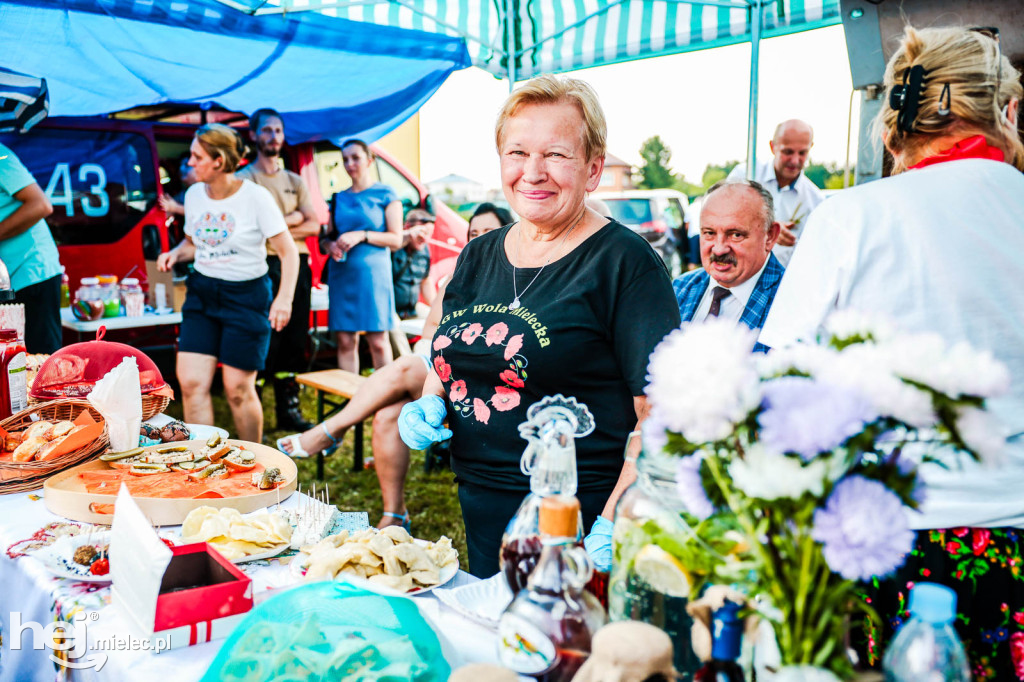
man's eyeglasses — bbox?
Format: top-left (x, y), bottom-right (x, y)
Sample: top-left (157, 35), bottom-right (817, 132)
top-left (969, 26), bottom-right (1001, 109)
top-left (406, 218), bottom-right (434, 226)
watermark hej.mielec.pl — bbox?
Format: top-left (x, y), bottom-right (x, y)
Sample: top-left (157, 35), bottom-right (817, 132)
top-left (7, 611), bottom-right (170, 670)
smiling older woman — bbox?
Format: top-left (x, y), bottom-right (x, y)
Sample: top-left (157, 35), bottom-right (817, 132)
top-left (399, 75), bottom-right (681, 577)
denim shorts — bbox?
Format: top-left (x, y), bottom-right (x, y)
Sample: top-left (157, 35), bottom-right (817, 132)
top-left (178, 271), bottom-right (272, 371)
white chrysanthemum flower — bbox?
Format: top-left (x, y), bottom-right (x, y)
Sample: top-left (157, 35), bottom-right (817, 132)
top-left (757, 343), bottom-right (836, 379)
top-left (881, 334), bottom-right (1009, 400)
top-left (646, 320), bottom-right (760, 443)
top-left (728, 444), bottom-right (844, 501)
top-left (818, 345), bottom-right (936, 428)
top-left (956, 405), bottom-right (1008, 465)
top-left (824, 309), bottom-right (894, 344)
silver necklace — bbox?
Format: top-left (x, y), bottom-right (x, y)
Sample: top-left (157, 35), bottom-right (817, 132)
top-left (509, 211), bottom-right (583, 310)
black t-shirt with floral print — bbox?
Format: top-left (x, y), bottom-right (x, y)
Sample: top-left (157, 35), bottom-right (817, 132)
top-left (431, 220), bottom-right (681, 493)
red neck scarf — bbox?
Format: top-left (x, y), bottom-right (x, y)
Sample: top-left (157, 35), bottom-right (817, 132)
top-left (909, 134), bottom-right (1005, 169)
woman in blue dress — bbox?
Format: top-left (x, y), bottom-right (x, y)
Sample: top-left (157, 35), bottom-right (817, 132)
top-left (320, 139), bottom-right (403, 371)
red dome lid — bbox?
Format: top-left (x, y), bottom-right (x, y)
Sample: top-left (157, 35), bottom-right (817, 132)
top-left (30, 332), bottom-right (166, 400)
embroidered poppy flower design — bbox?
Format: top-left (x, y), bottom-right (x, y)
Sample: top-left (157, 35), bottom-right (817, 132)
top-left (435, 317), bottom-right (532, 423)
top-left (473, 398), bottom-right (491, 424)
top-left (505, 334), bottom-right (524, 361)
top-left (461, 323), bottom-right (484, 345)
top-left (450, 380), bottom-right (468, 401)
top-left (486, 322), bottom-right (509, 346)
top-left (491, 386), bottom-right (522, 412)
top-left (433, 355), bottom-right (452, 382)
top-left (500, 369), bottom-right (524, 388)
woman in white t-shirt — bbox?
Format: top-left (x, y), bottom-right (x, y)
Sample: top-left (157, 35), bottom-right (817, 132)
top-left (760, 26), bottom-right (1024, 677)
top-left (157, 124), bottom-right (299, 443)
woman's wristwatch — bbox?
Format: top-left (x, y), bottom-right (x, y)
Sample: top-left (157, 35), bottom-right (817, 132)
top-left (363, 231), bottom-right (370, 244)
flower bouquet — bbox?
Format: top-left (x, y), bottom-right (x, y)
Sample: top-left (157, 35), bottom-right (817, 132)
top-left (643, 313), bottom-right (1009, 679)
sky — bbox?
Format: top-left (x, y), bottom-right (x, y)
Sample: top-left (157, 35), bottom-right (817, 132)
top-left (418, 23), bottom-right (860, 188)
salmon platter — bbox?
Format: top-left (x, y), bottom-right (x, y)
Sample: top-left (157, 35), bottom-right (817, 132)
top-left (43, 438), bottom-right (297, 525)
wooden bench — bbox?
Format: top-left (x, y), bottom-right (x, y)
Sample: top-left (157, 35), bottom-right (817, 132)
top-left (295, 369), bottom-right (368, 480)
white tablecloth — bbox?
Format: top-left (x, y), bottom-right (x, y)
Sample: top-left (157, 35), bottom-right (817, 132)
top-left (0, 490), bottom-right (505, 681)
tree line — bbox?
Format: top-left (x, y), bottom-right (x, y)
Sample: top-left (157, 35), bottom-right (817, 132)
top-left (636, 135), bottom-right (854, 198)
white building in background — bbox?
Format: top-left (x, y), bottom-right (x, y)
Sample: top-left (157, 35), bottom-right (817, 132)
top-left (427, 173), bottom-right (490, 206)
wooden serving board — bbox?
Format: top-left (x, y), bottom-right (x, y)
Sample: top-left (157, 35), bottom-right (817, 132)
top-left (43, 439), bottom-right (297, 525)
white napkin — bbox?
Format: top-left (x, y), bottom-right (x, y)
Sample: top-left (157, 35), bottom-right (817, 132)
top-left (109, 484), bottom-right (173, 634)
top-left (88, 357), bottom-right (143, 451)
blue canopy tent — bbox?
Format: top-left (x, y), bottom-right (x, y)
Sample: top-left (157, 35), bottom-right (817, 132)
top-left (0, 0), bottom-right (471, 144)
top-left (212, 0), bottom-right (841, 172)
top-left (0, 67), bottom-right (49, 134)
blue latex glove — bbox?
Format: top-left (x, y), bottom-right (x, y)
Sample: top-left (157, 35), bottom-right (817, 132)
top-left (399, 395), bottom-right (453, 450)
top-left (583, 515), bottom-right (614, 573)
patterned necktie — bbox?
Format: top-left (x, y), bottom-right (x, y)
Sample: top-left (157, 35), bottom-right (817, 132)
top-left (708, 286), bottom-right (731, 318)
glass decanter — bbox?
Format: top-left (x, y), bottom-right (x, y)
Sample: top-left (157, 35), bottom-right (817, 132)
top-left (497, 495), bottom-right (607, 681)
top-left (499, 395), bottom-right (594, 595)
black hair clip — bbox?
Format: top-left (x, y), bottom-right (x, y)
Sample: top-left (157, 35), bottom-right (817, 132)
top-left (889, 64), bottom-right (929, 132)
top-left (937, 83), bottom-right (951, 116)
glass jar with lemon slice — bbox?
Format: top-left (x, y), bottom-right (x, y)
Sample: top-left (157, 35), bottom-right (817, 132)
top-left (609, 445), bottom-right (740, 676)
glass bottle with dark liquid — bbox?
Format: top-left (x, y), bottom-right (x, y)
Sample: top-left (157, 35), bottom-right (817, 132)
top-left (694, 600), bottom-right (746, 682)
top-left (500, 396), bottom-right (593, 595)
top-left (498, 495), bottom-right (607, 681)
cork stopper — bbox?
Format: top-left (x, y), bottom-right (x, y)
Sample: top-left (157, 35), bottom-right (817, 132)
top-left (449, 664), bottom-right (519, 682)
top-left (539, 495), bottom-right (580, 538)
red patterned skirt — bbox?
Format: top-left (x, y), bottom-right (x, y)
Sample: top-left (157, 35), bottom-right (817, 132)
top-left (860, 527), bottom-right (1024, 681)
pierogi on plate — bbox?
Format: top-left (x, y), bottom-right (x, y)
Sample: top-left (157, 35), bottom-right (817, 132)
top-left (295, 526), bottom-right (458, 592)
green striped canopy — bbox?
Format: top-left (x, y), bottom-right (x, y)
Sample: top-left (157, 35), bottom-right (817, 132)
top-left (219, 0), bottom-right (841, 80)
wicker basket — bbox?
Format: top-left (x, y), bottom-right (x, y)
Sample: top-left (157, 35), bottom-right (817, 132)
top-left (142, 393), bottom-right (171, 420)
top-left (0, 475), bottom-right (47, 494)
top-left (0, 399), bottom-right (109, 474)
top-left (29, 392), bottom-right (171, 420)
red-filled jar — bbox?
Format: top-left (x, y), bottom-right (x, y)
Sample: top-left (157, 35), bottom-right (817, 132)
top-left (0, 329), bottom-right (27, 420)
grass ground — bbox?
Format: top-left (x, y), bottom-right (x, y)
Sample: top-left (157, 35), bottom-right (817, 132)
top-left (164, 386), bottom-right (469, 563)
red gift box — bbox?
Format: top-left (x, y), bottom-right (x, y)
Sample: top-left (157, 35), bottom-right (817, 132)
top-left (109, 487), bottom-right (253, 652)
top-left (154, 543), bottom-right (252, 633)
top-left (112, 542), bottom-right (253, 652)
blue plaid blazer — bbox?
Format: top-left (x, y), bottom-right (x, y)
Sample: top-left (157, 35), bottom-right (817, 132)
top-left (672, 253), bottom-right (785, 353)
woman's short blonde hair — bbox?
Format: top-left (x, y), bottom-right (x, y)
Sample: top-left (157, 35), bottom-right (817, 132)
top-left (878, 25), bottom-right (1023, 172)
top-left (195, 123), bottom-right (248, 174)
top-left (494, 74), bottom-right (607, 161)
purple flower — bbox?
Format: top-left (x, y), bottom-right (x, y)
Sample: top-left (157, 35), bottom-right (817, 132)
top-left (759, 377), bottom-right (877, 460)
top-left (675, 452), bottom-right (714, 520)
top-left (811, 476), bottom-right (915, 581)
top-left (643, 410), bottom-right (669, 455)
top-left (895, 455), bottom-right (927, 505)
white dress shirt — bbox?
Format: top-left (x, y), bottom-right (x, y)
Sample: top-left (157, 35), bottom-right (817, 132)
top-left (727, 160), bottom-right (824, 267)
top-left (760, 158), bottom-right (1024, 530)
top-left (692, 256), bottom-right (770, 323)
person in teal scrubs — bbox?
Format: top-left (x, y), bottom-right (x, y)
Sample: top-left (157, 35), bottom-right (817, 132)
top-left (0, 143), bottom-right (61, 353)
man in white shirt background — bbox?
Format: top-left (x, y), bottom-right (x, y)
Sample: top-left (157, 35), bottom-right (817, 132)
top-left (727, 119), bottom-right (824, 266)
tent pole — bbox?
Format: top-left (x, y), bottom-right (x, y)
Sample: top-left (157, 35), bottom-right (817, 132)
top-left (745, 0), bottom-right (762, 180)
top-left (506, 0), bottom-right (517, 92)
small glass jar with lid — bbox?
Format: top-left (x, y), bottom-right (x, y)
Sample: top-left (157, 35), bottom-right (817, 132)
top-left (120, 278), bottom-right (145, 317)
top-left (95, 274), bottom-right (120, 318)
top-left (71, 277), bottom-right (104, 321)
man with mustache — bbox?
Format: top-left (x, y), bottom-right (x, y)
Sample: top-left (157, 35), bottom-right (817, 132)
top-left (237, 108), bottom-right (320, 431)
top-left (673, 180), bottom-right (783, 352)
top-left (726, 119), bottom-right (824, 267)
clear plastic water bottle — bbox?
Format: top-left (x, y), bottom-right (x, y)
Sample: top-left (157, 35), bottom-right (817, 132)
top-left (883, 582), bottom-right (970, 682)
